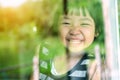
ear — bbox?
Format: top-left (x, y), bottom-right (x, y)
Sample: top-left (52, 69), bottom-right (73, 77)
top-left (95, 32), bottom-right (99, 37)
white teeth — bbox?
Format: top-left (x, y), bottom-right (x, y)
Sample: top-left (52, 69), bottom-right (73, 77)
top-left (70, 40), bottom-right (82, 43)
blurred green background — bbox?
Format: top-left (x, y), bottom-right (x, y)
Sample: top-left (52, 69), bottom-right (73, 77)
top-left (0, 0), bottom-right (119, 80)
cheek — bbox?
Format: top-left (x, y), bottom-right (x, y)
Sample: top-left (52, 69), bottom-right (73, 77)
top-left (59, 27), bottom-right (70, 45)
top-left (83, 28), bottom-right (95, 44)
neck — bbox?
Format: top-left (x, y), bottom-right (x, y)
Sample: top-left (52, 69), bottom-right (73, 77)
top-left (66, 48), bottom-right (85, 59)
top-left (65, 50), bottom-right (85, 69)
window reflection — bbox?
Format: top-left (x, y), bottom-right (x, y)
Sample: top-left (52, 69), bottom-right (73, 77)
top-left (39, 0), bottom-right (105, 80)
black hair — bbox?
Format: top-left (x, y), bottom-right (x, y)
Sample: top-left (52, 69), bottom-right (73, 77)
top-left (50, 0), bottom-right (104, 42)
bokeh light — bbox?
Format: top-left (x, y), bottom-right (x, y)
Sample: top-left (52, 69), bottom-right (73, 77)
top-left (33, 26), bottom-right (37, 32)
top-left (0, 0), bottom-right (26, 7)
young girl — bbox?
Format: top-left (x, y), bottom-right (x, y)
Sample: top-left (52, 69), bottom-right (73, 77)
top-left (39, 7), bottom-right (103, 80)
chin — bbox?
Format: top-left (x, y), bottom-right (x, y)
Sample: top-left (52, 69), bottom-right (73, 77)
top-left (68, 47), bottom-right (85, 54)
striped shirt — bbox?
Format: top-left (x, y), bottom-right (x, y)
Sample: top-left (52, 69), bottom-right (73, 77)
top-left (40, 53), bottom-right (93, 80)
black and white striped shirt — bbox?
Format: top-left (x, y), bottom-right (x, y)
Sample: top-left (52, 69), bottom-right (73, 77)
top-left (40, 53), bottom-right (93, 80)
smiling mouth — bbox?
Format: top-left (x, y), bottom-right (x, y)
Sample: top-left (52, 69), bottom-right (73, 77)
top-left (66, 33), bottom-right (85, 45)
top-left (69, 40), bottom-right (83, 44)
top-left (66, 37), bottom-right (84, 44)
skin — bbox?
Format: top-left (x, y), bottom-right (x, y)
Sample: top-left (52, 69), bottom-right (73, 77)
top-left (53, 9), bottom-right (97, 76)
top-left (59, 14), bottom-right (95, 54)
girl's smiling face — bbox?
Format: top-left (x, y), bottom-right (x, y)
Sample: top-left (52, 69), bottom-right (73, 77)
top-left (59, 9), bottom-right (95, 53)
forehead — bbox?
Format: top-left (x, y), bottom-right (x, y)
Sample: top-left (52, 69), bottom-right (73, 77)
top-left (62, 15), bottom-right (94, 23)
top-left (63, 8), bottom-right (93, 20)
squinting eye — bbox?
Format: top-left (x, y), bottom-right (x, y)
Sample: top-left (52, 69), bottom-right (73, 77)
top-left (80, 23), bottom-right (90, 26)
top-left (62, 22), bottom-right (71, 26)
top-left (62, 22), bottom-right (70, 25)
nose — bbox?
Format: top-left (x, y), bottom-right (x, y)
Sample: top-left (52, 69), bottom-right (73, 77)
top-left (69, 27), bottom-right (81, 35)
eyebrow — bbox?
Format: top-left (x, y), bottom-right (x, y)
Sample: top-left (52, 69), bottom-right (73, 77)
top-left (79, 18), bottom-right (93, 23)
top-left (62, 17), bottom-right (71, 24)
top-left (63, 16), bottom-right (71, 20)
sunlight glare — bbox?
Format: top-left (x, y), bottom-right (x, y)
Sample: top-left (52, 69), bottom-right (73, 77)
top-left (0, 0), bottom-right (26, 7)
top-left (33, 26), bottom-right (37, 32)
